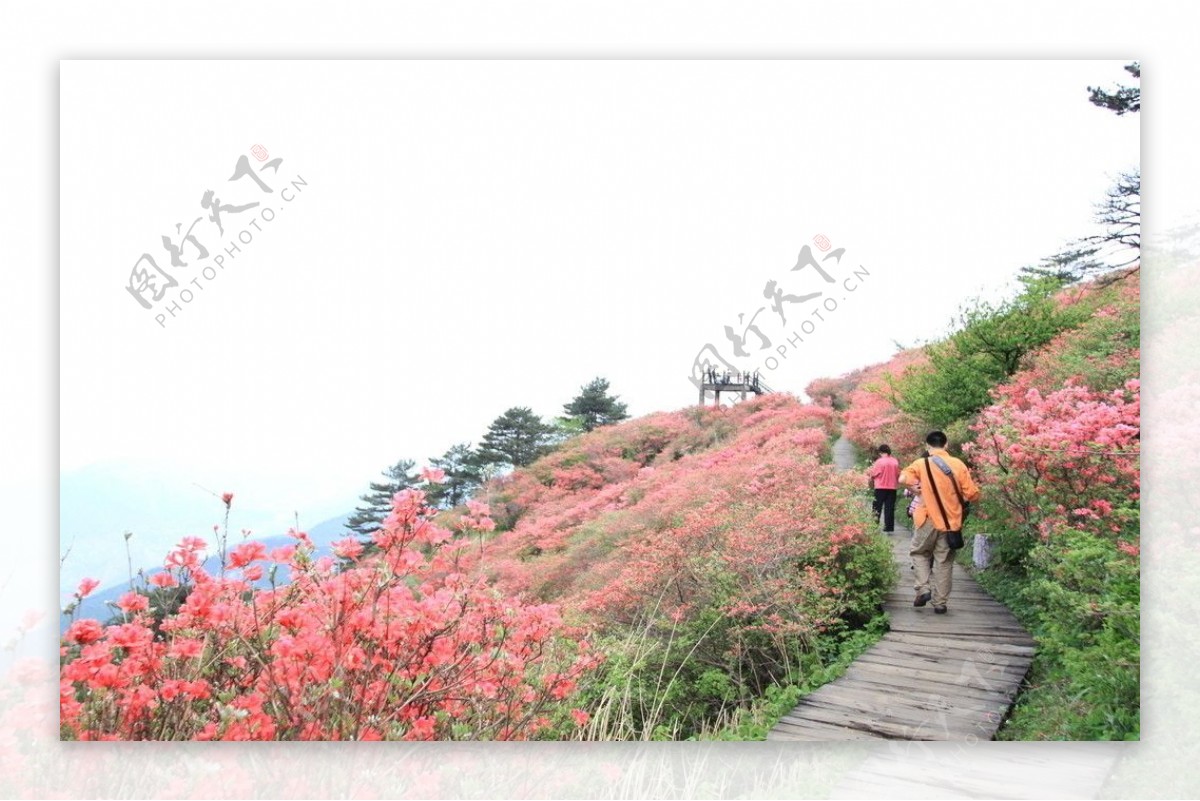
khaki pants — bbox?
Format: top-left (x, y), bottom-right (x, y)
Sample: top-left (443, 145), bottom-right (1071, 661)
top-left (910, 519), bottom-right (953, 607)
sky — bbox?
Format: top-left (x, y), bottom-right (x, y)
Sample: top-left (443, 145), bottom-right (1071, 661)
top-left (0, 1), bottom-right (1194, 793)
top-left (59, 59), bottom-right (1140, 577)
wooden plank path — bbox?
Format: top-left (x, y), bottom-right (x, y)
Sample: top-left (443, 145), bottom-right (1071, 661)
top-left (768, 437), bottom-right (1037, 742)
top-left (828, 743), bottom-right (1122, 799)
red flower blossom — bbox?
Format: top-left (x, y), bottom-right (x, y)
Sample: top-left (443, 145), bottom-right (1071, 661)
top-left (116, 592), bottom-right (150, 614)
top-left (228, 541), bottom-right (267, 569)
top-left (65, 619), bottom-right (104, 645)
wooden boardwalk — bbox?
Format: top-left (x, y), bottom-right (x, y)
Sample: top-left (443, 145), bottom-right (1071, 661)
top-left (768, 438), bottom-right (1036, 742)
top-left (828, 743), bottom-right (1122, 799)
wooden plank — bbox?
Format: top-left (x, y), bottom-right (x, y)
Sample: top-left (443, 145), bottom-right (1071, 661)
top-left (768, 715), bottom-right (884, 740)
top-left (768, 436), bottom-right (1038, 743)
top-left (864, 633), bottom-right (1032, 661)
top-left (837, 749), bottom-right (1119, 799)
top-left (843, 660), bottom-right (1025, 700)
top-left (832, 667), bottom-right (1018, 706)
top-left (853, 653), bottom-right (1031, 683)
top-left (884, 631), bottom-right (1036, 656)
top-left (787, 695), bottom-right (1003, 738)
top-left (782, 703), bottom-right (980, 740)
top-left (784, 698), bottom-right (988, 736)
top-left (795, 686), bottom-right (1011, 728)
top-left (865, 638), bottom-right (1033, 662)
top-left (767, 717), bottom-right (880, 741)
top-left (884, 623), bottom-right (1034, 642)
top-left (838, 663), bottom-right (1021, 707)
top-left (814, 680), bottom-right (1013, 716)
top-left (852, 649), bottom-right (1029, 678)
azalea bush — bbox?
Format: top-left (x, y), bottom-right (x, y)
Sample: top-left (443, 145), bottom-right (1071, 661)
top-left (804, 372), bottom-right (863, 412)
top-left (464, 393), bottom-right (891, 739)
top-left (838, 350), bottom-right (929, 460)
top-left (61, 393), bottom-right (895, 742)
top-left (60, 485), bottom-right (598, 741)
top-left (966, 378), bottom-right (1140, 565)
top-left (810, 267), bottom-right (1141, 739)
top-left (961, 273), bottom-right (1141, 739)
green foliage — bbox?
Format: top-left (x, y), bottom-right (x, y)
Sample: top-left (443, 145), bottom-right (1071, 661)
top-left (698, 621), bottom-right (887, 740)
top-left (823, 533), bottom-right (895, 629)
top-left (424, 442), bottom-right (483, 509)
top-left (547, 415), bottom-right (587, 448)
top-left (346, 459), bottom-right (418, 538)
top-left (1087, 61), bottom-right (1140, 116)
top-left (1019, 246), bottom-right (1105, 285)
top-left (890, 276), bottom-right (1085, 427)
top-left (976, 528), bottom-right (1139, 740)
top-left (574, 530), bottom-right (892, 741)
top-left (102, 583), bottom-right (193, 635)
top-left (477, 407), bottom-right (557, 469)
top-left (1032, 278), bottom-right (1140, 394)
top-left (563, 377), bottom-right (630, 432)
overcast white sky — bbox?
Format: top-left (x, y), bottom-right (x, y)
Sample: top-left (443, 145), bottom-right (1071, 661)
top-left (0, 1), bottom-right (1194, 790)
top-left (60, 60), bottom-right (1139, 536)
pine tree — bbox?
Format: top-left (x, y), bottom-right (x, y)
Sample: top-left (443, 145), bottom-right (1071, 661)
top-left (346, 459), bottom-right (418, 538)
top-left (476, 408), bottom-right (555, 469)
top-left (1087, 62), bottom-right (1140, 116)
top-left (1033, 64), bottom-right (1141, 282)
top-left (424, 443), bottom-right (483, 509)
top-left (563, 377), bottom-right (629, 432)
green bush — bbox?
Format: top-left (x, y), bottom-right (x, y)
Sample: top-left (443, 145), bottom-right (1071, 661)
top-left (976, 527), bottom-right (1139, 740)
top-left (890, 276), bottom-right (1087, 427)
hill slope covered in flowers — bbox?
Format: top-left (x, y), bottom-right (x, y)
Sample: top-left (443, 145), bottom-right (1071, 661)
top-left (61, 393), bottom-right (894, 741)
top-left (806, 271), bottom-right (1140, 740)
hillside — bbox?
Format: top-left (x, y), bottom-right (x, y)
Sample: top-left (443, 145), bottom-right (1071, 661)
top-left (453, 395), bottom-right (896, 737)
top-left (60, 394), bottom-right (895, 741)
top-left (805, 269), bottom-right (1141, 740)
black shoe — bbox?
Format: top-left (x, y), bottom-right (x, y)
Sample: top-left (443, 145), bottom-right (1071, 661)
top-left (933, 605), bottom-right (947, 614)
top-left (914, 591), bottom-right (932, 607)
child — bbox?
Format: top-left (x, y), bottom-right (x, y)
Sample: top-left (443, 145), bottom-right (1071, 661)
top-left (904, 480), bottom-right (922, 520)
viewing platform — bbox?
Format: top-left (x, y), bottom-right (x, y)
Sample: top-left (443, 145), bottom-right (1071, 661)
top-left (698, 368), bottom-right (772, 406)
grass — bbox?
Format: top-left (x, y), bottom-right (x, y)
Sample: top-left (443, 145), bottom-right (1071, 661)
top-left (695, 617), bottom-right (887, 741)
top-left (971, 557), bottom-right (1139, 741)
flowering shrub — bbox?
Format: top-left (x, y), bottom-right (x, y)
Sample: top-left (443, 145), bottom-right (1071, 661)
top-left (61, 488), bottom-right (597, 741)
top-left (799, 269), bottom-right (1141, 740)
top-left (61, 393), bottom-right (893, 741)
top-left (966, 378), bottom-right (1140, 553)
top-left (804, 372), bottom-right (863, 411)
top-left (463, 393), bottom-right (891, 737)
top-left (838, 350), bottom-right (929, 459)
top-left (1002, 275), bottom-right (1139, 398)
top-left (963, 272), bottom-right (1140, 739)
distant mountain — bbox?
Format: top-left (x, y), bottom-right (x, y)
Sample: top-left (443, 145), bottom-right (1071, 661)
top-left (59, 459), bottom-right (356, 588)
top-left (61, 512), bottom-right (353, 633)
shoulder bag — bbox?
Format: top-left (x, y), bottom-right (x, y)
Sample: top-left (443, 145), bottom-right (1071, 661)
top-left (923, 456), bottom-right (967, 550)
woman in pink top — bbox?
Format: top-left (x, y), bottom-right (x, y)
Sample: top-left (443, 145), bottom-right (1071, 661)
top-left (866, 444), bottom-right (900, 533)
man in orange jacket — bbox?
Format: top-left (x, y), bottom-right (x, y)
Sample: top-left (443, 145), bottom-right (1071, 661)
top-left (898, 430), bottom-right (981, 614)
